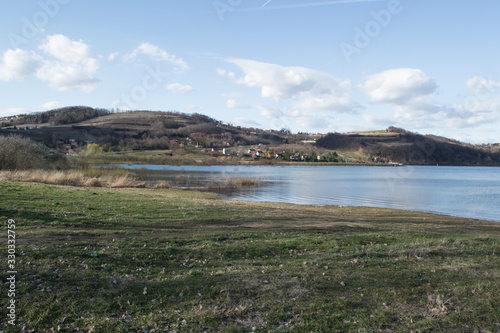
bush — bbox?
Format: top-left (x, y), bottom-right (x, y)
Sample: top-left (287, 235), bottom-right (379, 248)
top-left (0, 135), bottom-right (48, 170)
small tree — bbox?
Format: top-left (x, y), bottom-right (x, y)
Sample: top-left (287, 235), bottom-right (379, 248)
top-left (86, 143), bottom-right (103, 154)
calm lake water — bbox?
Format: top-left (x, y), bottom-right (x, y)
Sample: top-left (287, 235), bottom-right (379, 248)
top-left (119, 165), bottom-right (500, 222)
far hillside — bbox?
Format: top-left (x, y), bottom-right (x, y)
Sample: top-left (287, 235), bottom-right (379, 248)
top-left (1, 108), bottom-right (499, 166)
top-left (316, 127), bottom-right (500, 166)
top-left (0, 107), bottom-right (296, 152)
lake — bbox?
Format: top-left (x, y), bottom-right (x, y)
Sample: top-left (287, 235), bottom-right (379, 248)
top-left (118, 164), bottom-right (500, 222)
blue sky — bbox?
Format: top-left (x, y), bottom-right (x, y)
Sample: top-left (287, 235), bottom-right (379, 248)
top-left (1, 0), bottom-right (499, 143)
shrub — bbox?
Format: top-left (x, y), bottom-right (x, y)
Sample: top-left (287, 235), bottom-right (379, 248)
top-left (0, 135), bottom-right (48, 170)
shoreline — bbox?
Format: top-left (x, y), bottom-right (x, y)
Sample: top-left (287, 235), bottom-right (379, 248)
top-left (1, 176), bottom-right (498, 223)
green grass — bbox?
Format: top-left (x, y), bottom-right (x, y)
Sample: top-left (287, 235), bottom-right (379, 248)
top-left (0, 180), bottom-right (499, 332)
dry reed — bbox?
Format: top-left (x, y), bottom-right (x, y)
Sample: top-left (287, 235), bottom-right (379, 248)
top-left (215, 177), bottom-right (263, 188)
top-left (0, 170), bottom-right (145, 188)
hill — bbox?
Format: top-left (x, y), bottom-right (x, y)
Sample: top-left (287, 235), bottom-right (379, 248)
top-left (1, 107), bottom-right (499, 166)
top-left (0, 107), bottom-right (294, 151)
top-left (316, 128), bottom-right (500, 166)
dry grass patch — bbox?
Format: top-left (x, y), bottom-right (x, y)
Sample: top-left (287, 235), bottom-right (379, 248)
top-left (152, 180), bottom-right (171, 189)
top-left (0, 170), bottom-right (145, 188)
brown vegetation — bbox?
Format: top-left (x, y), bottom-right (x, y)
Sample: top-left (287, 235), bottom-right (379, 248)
top-left (0, 170), bottom-right (145, 188)
top-left (215, 177), bottom-right (263, 188)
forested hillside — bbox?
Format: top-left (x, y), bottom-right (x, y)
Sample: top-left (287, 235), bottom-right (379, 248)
top-left (316, 131), bottom-right (500, 166)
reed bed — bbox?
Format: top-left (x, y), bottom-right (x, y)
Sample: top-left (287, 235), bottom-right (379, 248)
top-left (0, 169), bottom-right (145, 188)
top-left (215, 177), bottom-right (263, 188)
top-left (0, 170), bottom-right (262, 190)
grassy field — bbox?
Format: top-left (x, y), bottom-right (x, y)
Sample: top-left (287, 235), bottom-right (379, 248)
top-left (0, 180), bottom-right (499, 332)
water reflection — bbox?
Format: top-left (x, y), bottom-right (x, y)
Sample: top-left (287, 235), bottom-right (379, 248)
top-left (116, 164), bottom-right (500, 222)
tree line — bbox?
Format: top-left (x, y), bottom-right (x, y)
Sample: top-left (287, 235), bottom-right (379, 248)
top-left (3, 106), bottom-right (110, 127)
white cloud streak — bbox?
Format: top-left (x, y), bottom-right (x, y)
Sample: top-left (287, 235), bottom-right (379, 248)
top-left (166, 82), bottom-right (194, 94)
top-left (124, 42), bottom-right (189, 72)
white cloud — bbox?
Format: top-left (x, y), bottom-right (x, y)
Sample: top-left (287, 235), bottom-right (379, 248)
top-left (0, 49), bottom-right (41, 81)
top-left (360, 68), bottom-right (437, 105)
top-left (217, 68), bottom-right (236, 80)
top-left (445, 88), bottom-right (500, 129)
top-left (36, 34), bottom-right (100, 92)
top-left (466, 76), bottom-right (500, 96)
top-left (225, 99), bottom-right (237, 109)
top-left (0, 102), bottom-right (63, 118)
top-left (36, 60), bottom-right (100, 92)
top-left (359, 68), bottom-right (441, 128)
top-left (296, 116), bottom-right (334, 132)
top-left (226, 98), bottom-right (251, 109)
top-left (0, 107), bottom-right (31, 117)
top-left (107, 52), bottom-right (119, 64)
top-left (360, 71), bottom-right (500, 133)
top-left (124, 42), bottom-right (189, 72)
top-left (437, 76), bottom-right (500, 129)
top-left (224, 58), bottom-right (359, 114)
top-left (0, 35), bottom-right (100, 92)
top-left (39, 101), bottom-right (62, 110)
top-left (39, 34), bottom-right (91, 63)
top-left (256, 104), bottom-right (284, 119)
top-left (166, 82), bottom-right (194, 94)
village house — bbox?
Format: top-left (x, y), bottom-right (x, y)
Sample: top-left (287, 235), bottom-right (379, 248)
top-left (66, 149), bottom-right (77, 157)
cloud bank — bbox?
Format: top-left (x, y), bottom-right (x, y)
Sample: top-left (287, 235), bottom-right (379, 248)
top-left (0, 34), bottom-right (100, 92)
